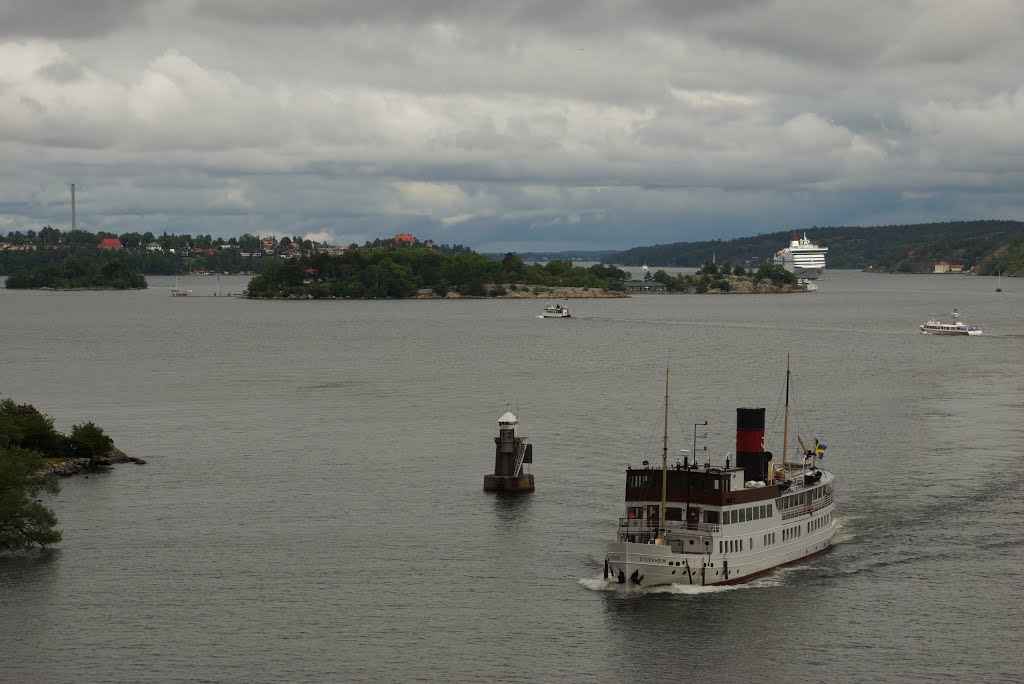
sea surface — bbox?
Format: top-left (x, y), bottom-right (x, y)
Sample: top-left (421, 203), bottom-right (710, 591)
top-left (1, 271), bottom-right (1022, 683)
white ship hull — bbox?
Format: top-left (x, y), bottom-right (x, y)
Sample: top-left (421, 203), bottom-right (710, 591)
top-left (773, 233), bottom-right (827, 280)
top-left (605, 494), bottom-right (836, 588)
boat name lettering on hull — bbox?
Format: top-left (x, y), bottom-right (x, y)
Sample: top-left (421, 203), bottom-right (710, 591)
top-left (638, 556), bottom-right (666, 564)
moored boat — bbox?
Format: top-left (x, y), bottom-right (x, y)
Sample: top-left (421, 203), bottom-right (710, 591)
top-left (171, 275), bottom-right (192, 297)
top-left (919, 308), bottom-right (981, 335)
top-left (603, 356), bottom-right (836, 588)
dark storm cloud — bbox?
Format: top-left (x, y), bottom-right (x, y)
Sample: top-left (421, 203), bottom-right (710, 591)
top-left (0, 0), bottom-right (154, 39)
top-left (196, 0), bottom-right (758, 32)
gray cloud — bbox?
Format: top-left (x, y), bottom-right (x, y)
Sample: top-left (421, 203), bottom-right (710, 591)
top-left (0, 0), bottom-right (155, 39)
top-left (1, 0), bottom-right (1022, 250)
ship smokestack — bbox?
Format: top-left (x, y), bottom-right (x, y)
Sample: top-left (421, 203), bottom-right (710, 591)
top-left (71, 183), bottom-right (76, 231)
top-left (736, 408), bottom-right (771, 482)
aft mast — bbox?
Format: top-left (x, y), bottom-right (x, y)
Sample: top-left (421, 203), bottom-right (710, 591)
top-left (782, 353), bottom-right (791, 476)
top-left (658, 360), bottom-right (669, 544)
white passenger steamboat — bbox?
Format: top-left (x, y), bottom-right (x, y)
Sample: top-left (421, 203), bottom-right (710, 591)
top-left (603, 356), bottom-right (836, 588)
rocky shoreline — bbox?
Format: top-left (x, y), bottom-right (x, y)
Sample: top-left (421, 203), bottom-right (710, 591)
top-left (44, 447), bottom-right (147, 477)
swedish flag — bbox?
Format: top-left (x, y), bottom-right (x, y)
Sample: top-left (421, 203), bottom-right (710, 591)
top-left (814, 439), bottom-right (828, 459)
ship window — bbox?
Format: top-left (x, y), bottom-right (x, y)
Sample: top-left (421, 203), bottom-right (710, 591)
top-left (739, 539), bottom-right (743, 551)
top-left (719, 541), bottom-right (723, 553)
top-left (731, 510), bottom-right (738, 524)
top-left (628, 507), bottom-right (643, 519)
top-left (665, 507), bottom-right (683, 521)
top-left (714, 480), bottom-right (720, 490)
top-left (739, 509), bottom-right (746, 523)
top-left (752, 507), bottom-right (760, 520)
top-left (767, 506), bottom-right (773, 518)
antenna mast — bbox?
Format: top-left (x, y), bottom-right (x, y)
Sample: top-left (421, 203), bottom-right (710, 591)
top-left (782, 353), bottom-right (791, 475)
top-left (659, 359), bottom-right (670, 543)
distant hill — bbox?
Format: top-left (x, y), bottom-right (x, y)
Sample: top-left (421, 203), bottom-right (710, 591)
top-left (600, 220), bottom-right (1024, 276)
top-left (486, 250), bottom-right (615, 263)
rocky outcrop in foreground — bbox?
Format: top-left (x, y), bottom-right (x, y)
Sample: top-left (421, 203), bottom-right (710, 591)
top-left (43, 448), bottom-right (146, 477)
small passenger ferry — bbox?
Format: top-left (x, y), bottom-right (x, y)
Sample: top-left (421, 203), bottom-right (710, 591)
top-left (920, 309), bottom-right (981, 335)
top-left (541, 303), bottom-right (571, 318)
top-left (603, 356), bottom-right (836, 588)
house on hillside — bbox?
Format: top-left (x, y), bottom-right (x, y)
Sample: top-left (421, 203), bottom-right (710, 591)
top-left (97, 238), bottom-right (123, 251)
top-left (394, 233), bottom-right (416, 246)
top-left (146, 242), bottom-right (163, 253)
top-left (934, 261), bottom-right (966, 273)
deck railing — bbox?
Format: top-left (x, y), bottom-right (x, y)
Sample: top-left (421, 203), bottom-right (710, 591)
top-left (617, 518), bottom-right (720, 534)
top-left (780, 491), bottom-right (835, 520)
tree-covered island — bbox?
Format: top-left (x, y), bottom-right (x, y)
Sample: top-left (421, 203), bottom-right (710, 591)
top-left (0, 398), bottom-right (138, 551)
top-left (5, 258), bottom-right (146, 290)
top-left (245, 250), bottom-right (634, 298)
top-left (244, 249), bottom-right (804, 298)
top-left (649, 262), bottom-right (800, 293)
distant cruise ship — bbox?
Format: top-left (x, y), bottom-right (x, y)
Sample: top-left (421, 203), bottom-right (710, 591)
top-left (773, 232), bottom-right (827, 279)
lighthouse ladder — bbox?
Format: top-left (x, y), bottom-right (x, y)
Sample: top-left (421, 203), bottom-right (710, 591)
top-left (512, 441), bottom-right (528, 477)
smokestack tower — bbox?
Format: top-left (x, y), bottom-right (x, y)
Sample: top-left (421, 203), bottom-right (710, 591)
top-left (70, 183), bottom-right (76, 231)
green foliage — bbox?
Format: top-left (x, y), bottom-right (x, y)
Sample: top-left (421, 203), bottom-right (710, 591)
top-left (0, 399), bottom-right (69, 455)
top-left (69, 422), bottom-right (114, 465)
top-left (0, 445), bottom-right (62, 550)
top-left (4, 256), bottom-right (146, 290)
top-left (245, 248), bottom-right (631, 299)
top-left (0, 399), bottom-right (82, 550)
top-left (753, 263), bottom-right (799, 287)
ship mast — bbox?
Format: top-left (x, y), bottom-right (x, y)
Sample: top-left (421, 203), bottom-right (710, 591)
top-left (659, 360), bottom-right (669, 543)
top-left (782, 353), bottom-right (791, 476)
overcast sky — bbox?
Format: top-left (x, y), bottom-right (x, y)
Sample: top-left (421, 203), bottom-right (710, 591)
top-left (1, 0), bottom-right (1022, 251)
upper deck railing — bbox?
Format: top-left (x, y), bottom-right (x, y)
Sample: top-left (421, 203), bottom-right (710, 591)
top-left (617, 518), bottom-right (720, 535)
top-left (779, 491), bottom-right (835, 520)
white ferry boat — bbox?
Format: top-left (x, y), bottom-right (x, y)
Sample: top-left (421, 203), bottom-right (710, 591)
top-left (773, 232), bottom-right (828, 279)
top-left (541, 303), bottom-right (571, 318)
top-left (603, 356), bottom-right (836, 588)
top-left (920, 308), bottom-right (982, 335)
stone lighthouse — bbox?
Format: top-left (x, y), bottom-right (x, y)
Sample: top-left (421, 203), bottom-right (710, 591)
top-left (483, 409), bottom-right (535, 492)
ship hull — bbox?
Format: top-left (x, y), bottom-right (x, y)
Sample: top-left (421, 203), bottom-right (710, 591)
top-left (605, 514), bottom-right (836, 588)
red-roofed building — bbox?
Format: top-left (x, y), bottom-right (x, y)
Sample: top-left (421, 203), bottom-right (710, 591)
top-left (97, 238), bottom-right (123, 251)
top-left (394, 233), bottom-right (416, 245)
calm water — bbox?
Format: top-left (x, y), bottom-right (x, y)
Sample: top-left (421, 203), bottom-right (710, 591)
top-left (1, 272), bottom-right (1022, 683)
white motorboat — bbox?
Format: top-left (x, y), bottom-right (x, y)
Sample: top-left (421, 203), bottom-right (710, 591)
top-left (541, 303), bottom-right (571, 318)
top-left (920, 308), bottom-right (982, 335)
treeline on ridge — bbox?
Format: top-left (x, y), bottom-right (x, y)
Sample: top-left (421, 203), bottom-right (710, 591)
top-left (603, 220), bottom-right (1024, 275)
top-left (246, 250), bottom-right (632, 298)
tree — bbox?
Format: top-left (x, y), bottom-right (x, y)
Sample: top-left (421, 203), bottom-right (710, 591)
top-left (69, 422), bottom-right (114, 466)
top-left (0, 446), bottom-right (62, 550)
